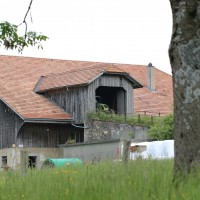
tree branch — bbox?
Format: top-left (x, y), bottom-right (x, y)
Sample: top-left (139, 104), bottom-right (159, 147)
top-left (23, 0), bottom-right (33, 23)
top-left (22, 0), bottom-right (34, 38)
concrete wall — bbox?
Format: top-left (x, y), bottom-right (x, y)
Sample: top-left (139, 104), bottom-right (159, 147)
top-left (0, 121), bottom-right (148, 169)
top-left (61, 140), bottom-right (120, 162)
top-left (84, 120), bottom-right (148, 143)
top-left (0, 147), bottom-right (62, 170)
top-left (57, 121), bottom-right (148, 163)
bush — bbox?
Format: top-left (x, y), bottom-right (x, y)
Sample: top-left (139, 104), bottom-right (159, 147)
top-left (87, 111), bottom-right (155, 126)
top-left (87, 112), bottom-right (174, 140)
top-left (148, 114), bottom-right (174, 140)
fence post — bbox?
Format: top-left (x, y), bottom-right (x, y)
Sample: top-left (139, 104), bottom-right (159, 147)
top-left (122, 139), bottom-right (131, 163)
top-left (20, 150), bottom-right (28, 175)
top-left (151, 115), bottom-right (153, 124)
top-left (138, 114), bottom-right (141, 123)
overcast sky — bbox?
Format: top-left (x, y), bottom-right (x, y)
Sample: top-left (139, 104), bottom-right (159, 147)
top-left (0, 0), bottom-right (173, 74)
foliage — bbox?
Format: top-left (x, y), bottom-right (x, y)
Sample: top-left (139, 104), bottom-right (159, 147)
top-left (87, 112), bottom-right (174, 140)
top-left (126, 114), bottom-right (155, 127)
top-left (87, 111), bottom-right (160, 127)
top-left (148, 114), bottom-right (174, 140)
top-left (0, 21), bottom-right (48, 53)
top-left (1, 160), bottom-right (200, 199)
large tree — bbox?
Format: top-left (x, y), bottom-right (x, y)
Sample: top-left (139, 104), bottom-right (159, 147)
top-left (169, 0), bottom-right (200, 175)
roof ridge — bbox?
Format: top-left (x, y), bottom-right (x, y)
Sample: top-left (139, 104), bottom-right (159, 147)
top-left (0, 54), bottom-right (108, 65)
top-left (44, 64), bottom-right (106, 78)
top-left (44, 64), bottom-right (131, 78)
top-left (0, 55), bottom-right (150, 68)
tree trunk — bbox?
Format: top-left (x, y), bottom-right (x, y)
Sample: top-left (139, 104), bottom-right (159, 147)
top-left (169, 0), bottom-right (200, 175)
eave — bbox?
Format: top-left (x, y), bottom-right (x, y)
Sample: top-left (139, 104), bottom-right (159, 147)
top-left (0, 98), bottom-right (72, 124)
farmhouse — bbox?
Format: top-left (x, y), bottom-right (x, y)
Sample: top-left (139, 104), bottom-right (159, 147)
top-left (0, 55), bottom-right (173, 168)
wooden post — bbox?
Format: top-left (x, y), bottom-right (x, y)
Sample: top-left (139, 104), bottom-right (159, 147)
top-left (151, 115), bottom-right (153, 124)
top-left (138, 114), bottom-right (141, 123)
top-left (122, 139), bottom-right (131, 163)
top-left (20, 150), bottom-right (28, 175)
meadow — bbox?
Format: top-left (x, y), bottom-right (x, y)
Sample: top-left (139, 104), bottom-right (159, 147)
top-left (0, 159), bottom-right (200, 200)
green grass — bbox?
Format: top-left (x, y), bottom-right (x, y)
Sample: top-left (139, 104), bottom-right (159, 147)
top-left (0, 159), bottom-right (200, 200)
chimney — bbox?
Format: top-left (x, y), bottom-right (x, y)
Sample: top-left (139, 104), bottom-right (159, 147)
top-left (147, 63), bottom-right (155, 91)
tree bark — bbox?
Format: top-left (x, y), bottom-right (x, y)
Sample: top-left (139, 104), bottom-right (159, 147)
top-left (169, 0), bottom-right (200, 175)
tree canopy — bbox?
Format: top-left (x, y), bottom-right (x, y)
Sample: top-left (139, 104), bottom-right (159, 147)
top-left (0, 21), bottom-right (48, 53)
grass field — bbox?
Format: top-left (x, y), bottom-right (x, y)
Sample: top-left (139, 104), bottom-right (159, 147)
top-left (0, 159), bottom-right (200, 200)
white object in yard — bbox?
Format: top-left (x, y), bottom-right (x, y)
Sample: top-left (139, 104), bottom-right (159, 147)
top-left (130, 140), bottom-right (174, 160)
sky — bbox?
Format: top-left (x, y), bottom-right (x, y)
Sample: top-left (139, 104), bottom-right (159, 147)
top-left (0, 0), bottom-right (173, 74)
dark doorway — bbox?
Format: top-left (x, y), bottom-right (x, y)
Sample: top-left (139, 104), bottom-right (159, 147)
top-left (28, 156), bottom-right (37, 168)
top-left (1, 156), bottom-right (7, 167)
top-left (96, 86), bottom-right (126, 114)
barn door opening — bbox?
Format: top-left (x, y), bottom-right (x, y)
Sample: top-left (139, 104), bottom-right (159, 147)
top-left (96, 86), bottom-right (126, 115)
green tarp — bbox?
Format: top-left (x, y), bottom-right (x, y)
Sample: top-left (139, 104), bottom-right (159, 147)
top-left (42, 158), bottom-right (83, 168)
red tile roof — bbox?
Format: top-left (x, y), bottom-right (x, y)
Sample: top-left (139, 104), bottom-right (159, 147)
top-left (0, 55), bottom-right (173, 120)
top-left (120, 65), bottom-right (173, 115)
top-left (35, 65), bottom-right (141, 93)
top-left (34, 66), bottom-right (103, 92)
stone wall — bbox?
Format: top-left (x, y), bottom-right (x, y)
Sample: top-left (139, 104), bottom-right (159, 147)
top-left (84, 120), bottom-right (148, 142)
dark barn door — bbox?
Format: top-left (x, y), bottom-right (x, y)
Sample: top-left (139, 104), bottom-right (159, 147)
top-left (96, 86), bottom-right (126, 114)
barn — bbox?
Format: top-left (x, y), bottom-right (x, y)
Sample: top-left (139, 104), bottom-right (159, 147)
top-left (0, 55), bottom-right (142, 168)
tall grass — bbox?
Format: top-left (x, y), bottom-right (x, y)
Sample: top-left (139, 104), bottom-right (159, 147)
top-left (0, 160), bottom-right (200, 200)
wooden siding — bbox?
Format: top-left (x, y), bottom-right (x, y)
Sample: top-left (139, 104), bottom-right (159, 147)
top-left (0, 101), bottom-right (23, 149)
top-left (0, 100), bottom-right (83, 149)
top-left (45, 86), bottom-right (89, 124)
top-left (44, 74), bottom-right (134, 124)
top-left (17, 123), bottom-right (83, 148)
top-left (88, 74), bottom-right (134, 115)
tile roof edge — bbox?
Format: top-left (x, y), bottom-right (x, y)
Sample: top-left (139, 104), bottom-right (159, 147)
top-left (36, 71), bottom-right (143, 93)
top-left (0, 97), bottom-right (72, 122)
top-left (0, 54), bottom-right (152, 68)
top-left (43, 65), bottom-right (104, 78)
top-left (36, 82), bottom-right (89, 93)
top-left (0, 55), bottom-right (107, 65)
top-left (23, 118), bottom-right (72, 124)
top-left (87, 71), bottom-right (104, 85)
top-left (34, 76), bottom-right (46, 93)
top-left (35, 70), bottom-right (104, 93)
top-left (0, 97), bottom-right (24, 120)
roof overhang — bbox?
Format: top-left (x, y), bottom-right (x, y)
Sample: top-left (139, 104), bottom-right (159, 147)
top-left (35, 70), bottom-right (143, 93)
top-left (0, 98), bottom-right (72, 124)
top-left (0, 97), bottom-right (24, 119)
top-left (23, 118), bottom-right (72, 124)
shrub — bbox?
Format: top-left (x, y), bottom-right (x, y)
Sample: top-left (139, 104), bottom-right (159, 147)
top-left (87, 111), bottom-right (159, 127)
top-left (148, 114), bottom-right (174, 140)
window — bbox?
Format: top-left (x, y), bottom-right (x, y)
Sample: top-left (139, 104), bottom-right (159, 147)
top-left (28, 156), bottom-right (37, 168)
top-left (2, 156), bottom-right (7, 167)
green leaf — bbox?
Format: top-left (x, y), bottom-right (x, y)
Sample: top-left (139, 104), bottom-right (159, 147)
top-left (0, 21), bottom-right (48, 53)
top-left (148, 114), bottom-right (174, 140)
